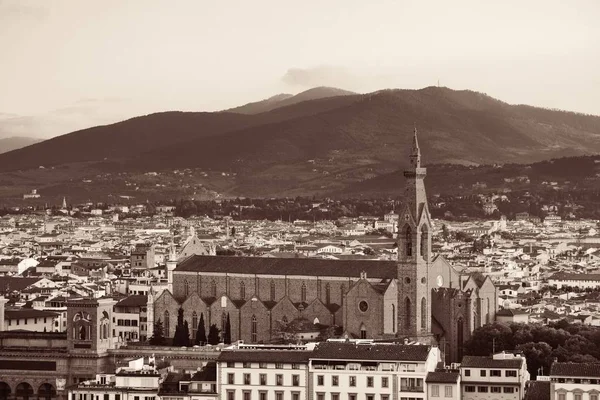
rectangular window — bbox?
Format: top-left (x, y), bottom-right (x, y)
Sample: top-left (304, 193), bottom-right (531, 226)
top-left (382, 377), bottom-right (389, 388)
top-left (349, 395), bottom-right (356, 400)
top-left (243, 391), bottom-right (250, 400)
top-left (331, 394), bottom-right (339, 400)
top-left (504, 387), bottom-right (515, 393)
top-left (244, 362), bottom-right (252, 368)
top-left (491, 387), bottom-right (501, 393)
top-left (366, 395), bottom-right (374, 400)
top-left (244, 373), bottom-right (251, 385)
top-left (260, 374), bottom-right (267, 385)
top-left (505, 370), bottom-right (517, 377)
top-left (276, 374), bottom-right (283, 386)
top-left (292, 375), bottom-right (299, 386)
top-left (259, 392), bottom-right (267, 400)
top-left (478, 386), bottom-right (488, 393)
top-left (292, 363), bottom-right (300, 369)
top-left (367, 376), bottom-right (374, 387)
top-left (275, 363), bottom-right (284, 369)
top-left (227, 391), bottom-right (235, 400)
top-left (115, 395), bottom-right (120, 400)
top-left (228, 373), bottom-right (234, 384)
top-left (292, 393), bottom-right (299, 400)
top-left (464, 369), bottom-right (470, 377)
top-left (349, 376), bottom-right (356, 387)
top-left (259, 362), bottom-right (267, 369)
top-left (574, 394), bottom-right (582, 400)
top-left (431, 385), bottom-right (439, 397)
top-left (103, 395), bottom-right (109, 400)
top-left (591, 395), bottom-right (598, 400)
top-left (445, 386), bottom-right (452, 397)
top-left (275, 393), bottom-right (283, 400)
top-left (316, 394), bottom-right (325, 400)
top-left (332, 375), bottom-right (339, 386)
top-left (317, 375), bottom-right (324, 385)
top-left (480, 370), bottom-right (487, 377)
top-left (227, 362), bottom-right (235, 368)
top-left (558, 394), bottom-right (565, 400)
top-left (381, 396), bottom-right (389, 400)
top-left (465, 386), bottom-right (476, 393)
top-left (490, 370), bottom-right (501, 377)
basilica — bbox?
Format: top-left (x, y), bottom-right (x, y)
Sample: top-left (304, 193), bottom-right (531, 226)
top-left (152, 129), bottom-right (497, 363)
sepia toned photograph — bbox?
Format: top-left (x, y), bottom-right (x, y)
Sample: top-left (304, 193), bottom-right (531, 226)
top-left (0, 1), bottom-right (599, 400)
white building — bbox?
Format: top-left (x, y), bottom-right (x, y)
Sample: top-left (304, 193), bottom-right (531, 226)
top-left (4, 308), bottom-right (59, 332)
top-left (68, 357), bottom-right (162, 400)
top-left (549, 273), bottom-right (600, 290)
top-left (216, 340), bottom-right (441, 400)
top-left (550, 362), bottom-right (600, 400)
top-left (426, 371), bottom-right (461, 400)
top-left (460, 352), bottom-right (530, 400)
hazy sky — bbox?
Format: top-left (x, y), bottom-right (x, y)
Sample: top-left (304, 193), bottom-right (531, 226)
top-left (1, 0), bottom-right (599, 138)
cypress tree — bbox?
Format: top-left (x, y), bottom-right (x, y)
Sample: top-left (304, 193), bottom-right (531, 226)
top-left (224, 313), bottom-right (232, 344)
top-left (149, 319), bottom-right (166, 345)
top-left (196, 312), bottom-right (207, 345)
top-left (207, 324), bottom-right (220, 345)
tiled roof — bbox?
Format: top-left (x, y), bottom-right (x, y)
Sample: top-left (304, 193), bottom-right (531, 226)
top-left (5, 309), bottom-right (59, 319)
top-left (217, 350), bottom-right (311, 363)
top-left (551, 272), bottom-right (600, 281)
top-left (426, 371), bottom-right (460, 383)
top-left (176, 255), bottom-right (395, 279)
top-left (0, 276), bottom-right (42, 295)
top-left (461, 356), bottom-right (523, 369)
top-left (311, 342), bottom-right (430, 362)
top-left (550, 362), bottom-right (600, 378)
top-left (496, 308), bottom-right (529, 316)
top-left (524, 381), bottom-right (550, 400)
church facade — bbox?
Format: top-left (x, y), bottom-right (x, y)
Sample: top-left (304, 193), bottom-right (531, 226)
top-left (152, 129), bottom-right (497, 363)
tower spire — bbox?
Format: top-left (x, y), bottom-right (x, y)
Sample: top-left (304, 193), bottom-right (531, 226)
top-left (410, 124), bottom-right (421, 169)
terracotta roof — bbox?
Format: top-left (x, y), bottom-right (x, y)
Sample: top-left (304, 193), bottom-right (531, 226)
top-left (524, 381), bottom-right (550, 400)
top-left (217, 350), bottom-right (311, 363)
top-left (176, 255), bottom-right (395, 279)
top-left (311, 342), bottom-right (430, 362)
top-left (550, 362), bottom-right (600, 378)
top-left (5, 309), bottom-right (59, 319)
top-left (426, 371), bottom-right (460, 383)
top-left (0, 276), bottom-right (42, 295)
top-left (461, 356), bottom-right (523, 369)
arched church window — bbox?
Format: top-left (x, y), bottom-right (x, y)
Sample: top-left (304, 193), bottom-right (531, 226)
top-left (222, 312), bottom-right (228, 331)
top-left (184, 280), bottom-right (189, 297)
top-left (251, 315), bottom-right (257, 343)
top-left (270, 280), bottom-right (276, 302)
top-left (392, 304), bottom-right (396, 333)
top-left (240, 281), bottom-right (246, 300)
top-left (405, 226), bottom-right (412, 257)
top-left (405, 298), bottom-right (411, 329)
top-left (420, 225), bottom-right (428, 259)
top-left (325, 283), bottom-right (331, 305)
top-left (79, 325), bottom-right (86, 340)
top-left (360, 323), bottom-right (367, 339)
top-left (164, 310), bottom-right (170, 337)
top-left (211, 280), bottom-right (217, 298)
top-left (192, 312), bottom-right (198, 339)
top-left (457, 317), bottom-right (464, 360)
top-left (301, 282), bottom-right (307, 302)
top-left (421, 297), bottom-right (427, 331)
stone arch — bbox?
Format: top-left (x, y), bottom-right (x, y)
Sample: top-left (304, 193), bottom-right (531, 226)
top-left (37, 383), bottom-right (56, 400)
top-left (15, 383), bottom-right (33, 400)
top-left (0, 382), bottom-right (11, 400)
top-left (360, 323), bottom-right (367, 339)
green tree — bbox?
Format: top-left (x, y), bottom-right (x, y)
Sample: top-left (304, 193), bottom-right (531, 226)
top-left (149, 319), bottom-right (166, 345)
top-left (463, 322), bottom-right (513, 356)
top-left (223, 313), bottom-right (232, 344)
top-left (515, 342), bottom-right (553, 379)
top-left (172, 308), bottom-right (189, 346)
top-left (207, 324), bottom-right (221, 345)
top-left (195, 312), bottom-right (207, 345)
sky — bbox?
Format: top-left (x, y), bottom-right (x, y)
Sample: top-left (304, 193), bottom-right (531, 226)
top-left (1, 0), bottom-right (599, 138)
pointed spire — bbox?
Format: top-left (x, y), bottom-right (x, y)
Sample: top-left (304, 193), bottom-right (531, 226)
top-left (409, 124), bottom-right (421, 169)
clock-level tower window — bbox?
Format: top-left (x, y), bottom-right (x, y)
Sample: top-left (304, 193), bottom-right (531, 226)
top-left (405, 226), bottom-right (412, 257)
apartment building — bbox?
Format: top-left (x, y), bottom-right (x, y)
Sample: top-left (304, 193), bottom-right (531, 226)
top-left (550, 362), bottom-right (600, 400)
top-left (216, 340), bottom-right (441, 400)
top-left (217, 344), bottom-right (311, 400)
top-left (426, 371), bottom-right (460, 400)
top-left (460, 352), bottom-right (530, 400)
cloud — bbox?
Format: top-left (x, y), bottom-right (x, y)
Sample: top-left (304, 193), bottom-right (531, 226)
top-left (0, 0), bottom-right (49, 20)
top-left (282, 66), bottom-right (359, 90)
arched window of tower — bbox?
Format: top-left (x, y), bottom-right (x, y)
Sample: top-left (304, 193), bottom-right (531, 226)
top-left (405, 226), bottom-right (412, 257)
top-left (420, 225), bottom-right (428, 260)
top-left (405, 298), bottom-right (411, 329)
top-left (421, 297), bottom-right (427, 330)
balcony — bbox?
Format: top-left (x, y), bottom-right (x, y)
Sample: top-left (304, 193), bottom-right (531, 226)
top-left (400, 386), bottom-right (424, 393)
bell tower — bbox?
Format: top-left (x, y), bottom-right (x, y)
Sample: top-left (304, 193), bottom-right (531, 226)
top-left (397, 127), bottom-right (433, 340)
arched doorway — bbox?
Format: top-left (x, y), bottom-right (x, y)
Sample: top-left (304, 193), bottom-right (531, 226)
top-left (0, 382), bottom-right (11, 400)
top-left (15, 382), bottom-right (33, 400)
top-left (38, 383), bottom-right (56, 400)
